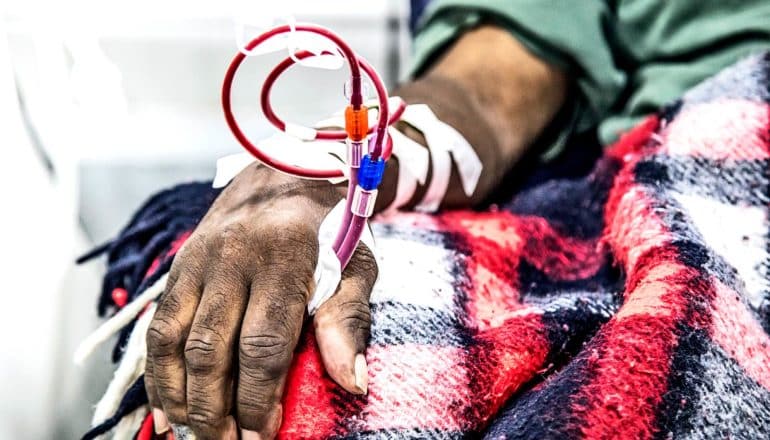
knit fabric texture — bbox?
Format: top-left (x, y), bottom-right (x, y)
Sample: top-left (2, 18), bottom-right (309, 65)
top-left (83, 53), bottom-right (770, 439)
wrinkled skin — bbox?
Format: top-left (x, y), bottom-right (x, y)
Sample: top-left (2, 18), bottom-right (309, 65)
top-left (145, 165), bottom-right (378, 439)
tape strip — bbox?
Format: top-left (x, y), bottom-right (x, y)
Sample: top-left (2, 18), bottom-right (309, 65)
top-left (384, 158), bottom-right (418, 212)
top-left (398, 104), bottom-right (483, 211)
top-left (415, 142), bottom-right (451, 212)
top-left (308, 201), bottom-right (342, 316)
top-left (213, 152), bottom-right (257, 188)
top-left (308, 200), bottom-right (376, 315)
top-left (389, 127), bottom-right (429, 185)
top-left (430, 121), bottom-right (482, 196)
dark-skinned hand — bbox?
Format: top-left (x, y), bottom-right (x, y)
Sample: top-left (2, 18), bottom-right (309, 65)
top-left (144, 164), bottom-right (377, 439)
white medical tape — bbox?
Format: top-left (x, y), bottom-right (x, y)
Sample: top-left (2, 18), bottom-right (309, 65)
top-left (307, 199), bottom-right (376, 315)
top-left (384, 156), bottom-right (418, 212)
top-left (213, 133), bottom-right (348, 188)
top-left (400, 104), bottom-right (438, 130)
top-left (213, 152), bottom-right (259, 188)
top-left (389, 126), bottom-right (429, 185)
top-left (381, 127), bottom-right (428, 212)
top-left (415, 142), bottom-right (452, 212)
top-left (430, 121), bottom-right (482, 196)
top-left (399, 104), bottom-right (482, 211)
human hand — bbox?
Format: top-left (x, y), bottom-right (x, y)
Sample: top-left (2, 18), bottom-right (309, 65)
top-left (144, 164), bottom-right (377, 439)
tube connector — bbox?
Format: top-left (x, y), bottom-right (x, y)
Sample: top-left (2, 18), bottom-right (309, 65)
top-left (357, 154), bottom-right (386, 190)
top-left (345, 104), bottom-right (368, 141)
top-left (347, 139), bottom-right (364, 168)
top-left (352, 187), bottom-right (377, 217)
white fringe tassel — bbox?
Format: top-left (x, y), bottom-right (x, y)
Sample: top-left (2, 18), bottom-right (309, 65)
top-left (111, 404), bottom-right (150, 440)
top-left (91, 302), bottom-right (156, 428)
top-left (74, 273), bottom-right (168, 365)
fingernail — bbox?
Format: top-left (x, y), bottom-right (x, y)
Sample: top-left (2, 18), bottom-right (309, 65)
top-left (269, 405), bottom-right (284, 437)
top-left (241, 430), bottom-right (260, 440)
top-left (171, 424), bottom-right (195, 440)
top-left (152, 408), bottom-right (170, 434)
top-left (354, 353), bottom-right (368, 394)
top-left (224, 416), bottom-right (239, 440)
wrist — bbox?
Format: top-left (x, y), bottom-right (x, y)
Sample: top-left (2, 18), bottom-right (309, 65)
top-left (375, 76), bottom-right (504, 211)
top-left (212, 164), bottom-right (345, 223)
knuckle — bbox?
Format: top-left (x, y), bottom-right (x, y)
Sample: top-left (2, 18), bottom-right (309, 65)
top-left (333, 299), bottom-right (372, 336)
top-left (256, 264), bottom-right (316, 307)
top-left (153, 379), bottom-right (186, 411)
top-left (239, 333), bottom-right (292, 378)
top-left (270, 280), bottom-right (313, 308)
top-left (361, 248), bottom-right (378, 277)
top-left (147, 317), bottom-right (184, 357)
top-left (356, 243), bottom-right (377, 267)
top-left (315, 297), bottom-right (371, 353)
top-left (157, 287), bottom-right (184, 315)
top-left (345, 244), bottom-right (378, 284)
top-left (284, 288), bottom-right (310, 308)
top-left (186, 406), bottom-right (219, 430)
top-left (184, 331), bottom-right (225, 374)
top-left (340, 300), bottom-right (372, 331)
top-left (237, 394), bottom-right (271, 422)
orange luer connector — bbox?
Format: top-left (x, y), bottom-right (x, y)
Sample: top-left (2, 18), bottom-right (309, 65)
top-left (345, 105), bottom-right (369, 141)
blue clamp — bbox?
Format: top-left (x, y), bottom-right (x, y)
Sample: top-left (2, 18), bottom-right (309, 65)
top-left (357, 154), bottom-right (386, 190)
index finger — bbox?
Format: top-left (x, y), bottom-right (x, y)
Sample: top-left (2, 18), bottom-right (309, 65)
top-left (237, 229), bottom-right (318, 438)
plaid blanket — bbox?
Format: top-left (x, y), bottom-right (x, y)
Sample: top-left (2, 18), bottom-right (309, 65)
top-left (82, 53), bottom-right (770, 439)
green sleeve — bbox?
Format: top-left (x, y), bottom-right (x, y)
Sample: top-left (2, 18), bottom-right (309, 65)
top-left (409, 0), bottom-right (626, 160)
top-left (409, 0), bottom-right (770, 154)
top-left (597, 0), bottom-right (770, 143)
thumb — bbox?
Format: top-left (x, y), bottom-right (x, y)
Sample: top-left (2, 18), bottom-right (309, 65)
top-left (313, 243), bottom-right (377, 394)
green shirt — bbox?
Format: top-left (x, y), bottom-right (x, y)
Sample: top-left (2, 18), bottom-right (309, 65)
top-left (410, 0), bottom-right (770, 159)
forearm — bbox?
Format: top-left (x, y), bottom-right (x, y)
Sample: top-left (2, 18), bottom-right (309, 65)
top-left (375, 25), bottom-right (568, 211)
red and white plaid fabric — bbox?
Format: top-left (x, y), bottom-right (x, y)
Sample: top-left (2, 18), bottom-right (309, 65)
top-left (87, 53), bottom-right (770, 439)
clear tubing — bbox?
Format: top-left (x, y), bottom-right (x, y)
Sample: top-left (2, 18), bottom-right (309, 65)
top-left (333, 136), bottom-right (391, 254)
top-left (336, 215), bottom-right (366, 268)
top-left (332, 172), bottom-right (357, 252)
top-left (359, 56), bottom-right (389, 159)
top-left (222, 24), bottom-right (364, 179)
top-left (258, 50), bottom-right (399, 160)
top-left (336, 186), bottom-right (378, 264)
